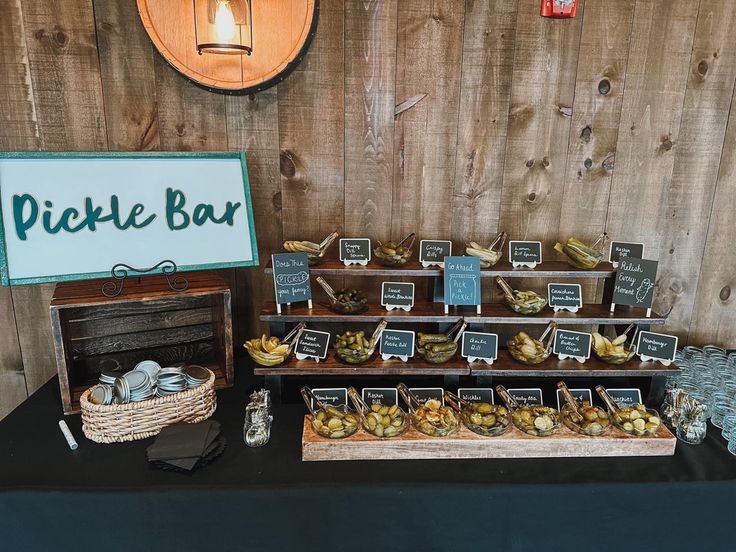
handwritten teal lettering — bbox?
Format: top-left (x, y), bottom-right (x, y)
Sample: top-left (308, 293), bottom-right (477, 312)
top-left (12, 194), bottom-right (38, 241)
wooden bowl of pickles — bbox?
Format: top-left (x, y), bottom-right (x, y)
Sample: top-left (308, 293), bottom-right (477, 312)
top-left (348, 387), bottom-right (408, 439)
top-left (301, 387), bottom-right (359, 439)
top-left (374, 233), bottom-right (415, 267)
top-left (398, 383), bottom-right (459, 438)
top-left (445, 391), bottom-right (510, 437)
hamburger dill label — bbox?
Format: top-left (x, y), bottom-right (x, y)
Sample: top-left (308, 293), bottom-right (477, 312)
top-left (311, 388), bottom-right (347, 408)
top-left (636, 331), bottom-right (677, 365)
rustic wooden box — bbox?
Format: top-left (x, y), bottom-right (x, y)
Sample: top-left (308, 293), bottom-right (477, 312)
top-left (50, 271), bottom-right (233, 414)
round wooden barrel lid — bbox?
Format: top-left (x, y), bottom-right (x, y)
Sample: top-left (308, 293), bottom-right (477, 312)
top-left (137, 0), bottom-right (318, 93)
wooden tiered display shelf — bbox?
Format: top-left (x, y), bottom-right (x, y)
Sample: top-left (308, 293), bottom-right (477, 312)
top-left (301, 417), bottom-right (677, 461)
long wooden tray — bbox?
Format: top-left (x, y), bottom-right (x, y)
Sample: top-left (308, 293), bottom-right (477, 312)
top-left (301, 416), bottom-right (676, 461)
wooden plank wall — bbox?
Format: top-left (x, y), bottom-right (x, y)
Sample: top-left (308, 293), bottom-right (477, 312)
top-left (2, 0), bottom-right (736, 417)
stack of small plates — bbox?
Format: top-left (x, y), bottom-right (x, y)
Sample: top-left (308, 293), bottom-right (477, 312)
top-left (184, 365), bottom-right (210, 389)
top-left (89, 383), bottom-right (114, 405)
top-left (156, 367), bottom-right (187, 397)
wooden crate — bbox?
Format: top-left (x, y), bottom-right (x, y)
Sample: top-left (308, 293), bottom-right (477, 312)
top-left (50, 271), bottom-right (233, 414)
top-left (302, 416), bottom-right (677, 461)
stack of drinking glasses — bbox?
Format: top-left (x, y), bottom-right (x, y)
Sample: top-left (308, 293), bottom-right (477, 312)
top-left (667, 345), bottom-right (736, 454)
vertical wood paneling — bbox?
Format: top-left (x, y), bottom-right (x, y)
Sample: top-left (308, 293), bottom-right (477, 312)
top-left (603, 0), bottom-right (699, 277)
top-left (226, 90), bottom-right (282, 337)
top-left (344, 0), bottom-right (397, 241)
top-left (656, 0), bottom-right (736, 337)
top-left (392, 0), bottom-right (465, 240)
top-left (558, 0), bottom-right (634, 240)
top-left (498, 0), bottom-right (584, 249)
top-left (0, 0), bottom-right (34, 417)
top-left (14, 0), bottom-right (108, 395)
top-left (93, 0), bottom-right (160, 151)
top-left (451, 0), bottom-right (517, 245)
top-left (278, 0), bottom-right (345, 242)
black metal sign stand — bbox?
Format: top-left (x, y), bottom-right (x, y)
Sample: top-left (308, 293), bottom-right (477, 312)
top-left (101, 259), bottom-right (189, 298)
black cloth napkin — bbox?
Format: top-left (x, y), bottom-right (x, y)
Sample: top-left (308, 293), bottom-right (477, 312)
top-left (146, 420), bottom-right (224, 473)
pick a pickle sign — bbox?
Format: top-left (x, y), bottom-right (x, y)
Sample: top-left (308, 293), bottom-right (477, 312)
top-left (553, 329), bottom-right (591, 363)
top-left (339, 238), bottom-right (371, 266)
top-left (509, 241), bottom-right (542, 268)
top-left (443, 256), bottom-right (481, 314)
top-left (379, 329), bottom-right (415, 362)
top-left (311, 388), bottom-right (347, 408)
top-left (508, 388), bottom-right (543, 406)
top-left (419, 240), bottom-right (452, 267)
top-left (294, 330), bottom-right (330, 362)
top-left (547, 283), bottom-right (582, 313)
top-left (0, 152), bottom-right (259, 286)
top-left (636, 331), bottom-right (678, 365)
top-left (461, 331), bottom-right (498, 365)
top-left (381, 282), bottom-right (415, 312)
top-left (609, 241), bottom-right (645, 268)
top-left (272, 252), bottom-right (312, 313)
top-left (362, 388), bottom-right (398, 406)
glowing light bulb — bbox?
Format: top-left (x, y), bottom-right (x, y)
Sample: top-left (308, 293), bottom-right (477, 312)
top-left (214, 0), bottom-right (237, 42)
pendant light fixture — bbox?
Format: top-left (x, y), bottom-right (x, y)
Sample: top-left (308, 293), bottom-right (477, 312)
top-left (194, 0), bottom-right (253, 55)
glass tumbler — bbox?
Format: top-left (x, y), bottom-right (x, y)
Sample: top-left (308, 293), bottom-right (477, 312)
top-left (676, 405), bottom-right (708, 445)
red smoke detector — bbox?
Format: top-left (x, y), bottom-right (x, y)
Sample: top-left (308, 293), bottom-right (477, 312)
top-left (541, 0), bottom-right (578, 18)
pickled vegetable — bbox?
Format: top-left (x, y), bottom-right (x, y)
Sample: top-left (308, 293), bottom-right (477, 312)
top-left (412, 399), bottom-right (459, 437)
top-left (511, 406), bottom-right (560, 437)
top-left (364, 402), bottom-right (407, 438)
top-left (553, 234), bottom-right (608, 270)
top-left (496, 277), bottom-right (547, 315)
top-left (561, 403), bottom-right (611, 436)
top-left (329, 288), bottom-right (368, 314)
top-left (461, 402), bottom-right (510, 437)
top-left (465, 232), bottom-right (507, 268)
top-left (311, 407), bottom-right (359, 439)
top-left (592, 331), bottom-right (635, 365)
top-left (335, 321), bottom-right (386, 365)
top-left (374, 233), bottom-right (415, 267)
top-left (612, 403), bottom-right (661, 436)
top-left (508, 331), bottom-right (551, 365)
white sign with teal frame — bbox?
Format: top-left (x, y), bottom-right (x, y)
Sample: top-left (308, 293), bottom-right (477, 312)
top-left (0, 152), bottom-right (259, 285)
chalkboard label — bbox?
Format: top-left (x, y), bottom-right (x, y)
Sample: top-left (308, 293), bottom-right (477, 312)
top-left (556, 388), bottom-right (592, 410)
top-left (294, 329), bottom-right (330, 361)
top-left (509, 241), bottom-right (542, 267)
top-left (636, 331), bottom-right (678, 364)
top-left (458, 388), bottom-right (494, 404)
top-left (444, 256), bottom-right (481, 307)
top-left (420, 240), bottom-right (452, 266)
top-left (409, 388), bottom-right (444, 405)
top-left (311, 388), bottom-right (347, 408)
top-left (553, 329), bottom-right (591, 362)
top-left (381, 282), bottom-right (415, 311)
top-left (609, 241), bottom-right (645, 265)
top-left (272, 252), bottom-right (312, 305)
top-left (508, 388), bottom-right (543, 406)
top-left (379, 329), bottom-right (415, 361)
top-left (339, 238), bottom-right (371, 264)
top-left (362, 388), bottom-right (398, 406)
top-left (612, 258), bottom-right (658, 309)
top-left (607, 388), bottom-right (642, 407)
top-left (547, 283), bottom-right (583, 312)
top-left (461, 332), bottom-right (498, 364)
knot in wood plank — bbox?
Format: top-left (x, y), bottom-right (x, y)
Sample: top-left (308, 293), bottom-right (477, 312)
top-left (280, 150), bottom-right (297, 178)
top-left (601, 154), bottom-right (615, 171)
top-left (720, 286), bottom-right (731, 302)
top-left (580, 126), bottom-right (592, 143)
top-left (697, 60), bottom-right (709, 77)
top-left (598, 79), bottom-right (611, 95)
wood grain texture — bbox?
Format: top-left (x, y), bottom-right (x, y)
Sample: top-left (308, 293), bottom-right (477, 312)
top-left (226, 89), bottom-right (282, 338)
top-left (278, 0), bottom-right (345, 242)
top-left (93, 0), bottom-right (159, 151)
top-left (498, 0), bottom-right (584, 248)
top-left (344, 0), bottom-right (397, 241)
top-left (451, 0), bottom-right (517, 244)
top-left (302, 416), bottom-right (676, 461)
top-left (392, 0), bottom-right (465, 240)
top-left (655, 0), bottom-right (736, 338)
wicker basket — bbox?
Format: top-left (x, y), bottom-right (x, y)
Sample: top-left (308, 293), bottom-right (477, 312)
top-left (80, 369), bottom-right (217, 444)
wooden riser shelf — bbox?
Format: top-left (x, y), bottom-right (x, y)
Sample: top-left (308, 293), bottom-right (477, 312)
top-left (261, 301), bottom-right (664, 325)
top-left (302, 417), bottom-right (677, 461)
top-left (264, 258), bottom-right (616, 279)
top-left (253, 350), bottom-right (679, 377)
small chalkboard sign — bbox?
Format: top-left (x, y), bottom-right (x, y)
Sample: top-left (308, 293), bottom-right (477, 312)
top-left (508, 388), bottom-right (543, 406)
top-left (556, 388), bottom-right (592, 410)
top-left (458, 388), bottom-right (494, 404)
top-left (339, 238), bottom-right (371, 266)
top-left (636, 330), bottom-right (678, 365)
top-left (547, 283), bottom-right (583, 313)
top-left (362, 388), bottom-right (398, 406)
top-left (419, 240), bottom-right (452, 267)
top-left (409, 388), bottom-right (444, 405)
top-left (271, 252), bottom-right (312, 313)
top-left (509, 241), bottom-right (542, 268)
top-left (553, 329), bottom-right (591, 363)
top-left (609, 241), bottom-right (645, 267)
top-left (311, 388), bottom-right (348, 408)
top-left (381, 282), bottom-right (415, 312)
top-left (611, 257), bottom-right (658, 315)
top-left (294, 329), bottom-right (330, 362)
top-left (443, 256), bottom-right (481, 314)
top-left (607, 388), bottom-right (642, 407)
top-left (461, 331), bottom-right (498, 365)
top-left (379, 329), bottom-right (415, 361)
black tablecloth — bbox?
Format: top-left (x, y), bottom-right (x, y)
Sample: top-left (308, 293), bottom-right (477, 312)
top-left (2, 365), bottom-right (735, 551)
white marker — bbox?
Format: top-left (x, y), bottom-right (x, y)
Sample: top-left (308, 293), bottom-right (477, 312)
top-left (58, 420), bottom-right (78, 450)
